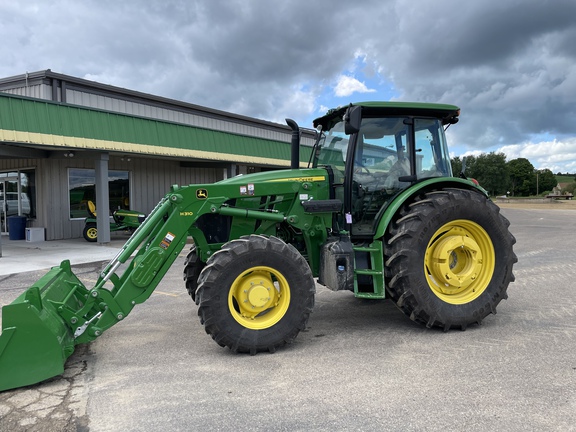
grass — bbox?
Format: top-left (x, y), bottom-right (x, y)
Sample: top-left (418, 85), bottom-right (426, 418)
top-left (555, 174), bottom-right (576, 184)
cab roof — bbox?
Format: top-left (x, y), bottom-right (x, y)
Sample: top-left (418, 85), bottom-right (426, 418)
top-left (313, 101), bottom-right (460, 130)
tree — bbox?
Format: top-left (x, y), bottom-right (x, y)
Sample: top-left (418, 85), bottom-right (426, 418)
top-left (452, 154), bottom-right (557, 197)
top-left (507, 158), bottom-right (535, 196)
top-left (451, 153), bottom-right (509, 195)
top-left (563, 182), bottom-right (576, 195)
top-left (470, 152), bottom-right (509, 196)
top-left (450, 155), bottom-right (477, 178)
top-left (534, 169), bottom-right (557, 195)
top-left (450, 156), bottom-right (462, 177)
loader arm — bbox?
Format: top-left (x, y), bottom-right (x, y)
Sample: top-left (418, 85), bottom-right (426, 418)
top-left (72, 189), bottom-right (296, 342)
top-left (36, 181), bottom-right (306, 346)
top-left (0, 171), bottom-right (335, 391)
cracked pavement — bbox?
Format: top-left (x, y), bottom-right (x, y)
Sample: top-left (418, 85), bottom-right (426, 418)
top-left (1, 208), bottom-right (576, 431)
top-left (0, 345), bottom-right (90, 431)
top-left (0, 264), bottom-right (101, 432)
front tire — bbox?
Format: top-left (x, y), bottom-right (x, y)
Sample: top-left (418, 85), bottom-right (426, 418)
top-left (384, 188), bottom-right (517, 330)
top-left (183, 245), bottom-right (204, 302)
top-left (83, 223), bottom-right (98, 242)
top-left (196, 235), bottom-right (315, 354)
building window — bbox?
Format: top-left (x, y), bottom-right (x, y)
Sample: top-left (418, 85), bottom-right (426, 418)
top-left (68, 169), bottom-right (130, 219)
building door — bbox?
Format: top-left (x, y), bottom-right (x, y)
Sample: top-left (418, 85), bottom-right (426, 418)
top-left (0, 180), bottom-right (4, 234)
top-left (0, 175), bottom-right (22, 235)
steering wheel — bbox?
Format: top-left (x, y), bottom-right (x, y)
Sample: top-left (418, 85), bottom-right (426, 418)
top-left (354, 164), bottom-right (370, 174)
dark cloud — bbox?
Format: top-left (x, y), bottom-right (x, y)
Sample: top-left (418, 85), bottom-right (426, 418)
top-left (405, 1), bottom-right (576, 70)
top-left (364, 0), bottom-right (576, 151)
top-left (2, 0), bottom-right (576, 164)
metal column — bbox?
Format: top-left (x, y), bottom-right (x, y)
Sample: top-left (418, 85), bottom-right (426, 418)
top-left (95, 152), bottom-right (111, 243)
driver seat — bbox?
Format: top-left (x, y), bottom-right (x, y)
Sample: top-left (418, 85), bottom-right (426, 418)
top-left (87, 201), bottom-right (97, 218)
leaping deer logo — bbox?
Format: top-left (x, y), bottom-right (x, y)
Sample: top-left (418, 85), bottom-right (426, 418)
top-left (196, 189), bottom-right (208, 199)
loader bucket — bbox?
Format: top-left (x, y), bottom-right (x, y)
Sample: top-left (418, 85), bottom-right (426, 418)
top-left (0, 260), bottom-right (88, 392)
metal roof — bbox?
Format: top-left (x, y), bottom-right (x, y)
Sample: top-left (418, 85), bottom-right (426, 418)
top-left (0, 69), bottom-right (316, 136)
top-left (0, 92), bottom-right (312, 166)
top-left (0, 70), bottom-right (269, 128)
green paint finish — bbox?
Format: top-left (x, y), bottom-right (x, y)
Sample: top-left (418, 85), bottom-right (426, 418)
top-left (351, 101), bottom-right (459, 111)
top-left (353, 241), bottom-right (385, 299)
top-left (314, 101), bottom-right (460, 129)
top-left (0, 93), bottom-right (312, 163)
top-left (373, 177), bottom-right (487, 240)
top-left (0, 261), bottom-right (86, 391)
top-left (0, 97), bottom-right (492, 392)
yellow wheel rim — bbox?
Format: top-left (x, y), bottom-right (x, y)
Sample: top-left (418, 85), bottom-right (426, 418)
top-left (424, 220), bottom-right (495, 305)
top-left (228, 266), bottom-right (291, 330)
top-left (86, 227), bottom-right (97, 239)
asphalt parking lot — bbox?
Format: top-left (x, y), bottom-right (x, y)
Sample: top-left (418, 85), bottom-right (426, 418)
top-left (1, 207), bottom-right (575, 432)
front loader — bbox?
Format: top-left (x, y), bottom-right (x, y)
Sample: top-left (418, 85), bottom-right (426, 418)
top-left (0, 102), bottom-right (517, 391)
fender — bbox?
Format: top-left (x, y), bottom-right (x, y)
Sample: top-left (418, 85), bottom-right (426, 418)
top-left (373, 177), bottom-right (489, 240)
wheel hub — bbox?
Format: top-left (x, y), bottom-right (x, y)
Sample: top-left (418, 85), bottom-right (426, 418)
top-left (430, 234), bottom-right (482, 290)
top-left (235, 273), bottom-right (276, 317)
top-left (246, 283), bottom-right (272, 308)
top-left (425, 220), bottom-right (495, 304)
top-left (228, 266), bottom-right (290, 329)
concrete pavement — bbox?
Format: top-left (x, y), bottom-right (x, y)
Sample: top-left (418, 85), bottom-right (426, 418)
top-left (0, 234), bottom-right (130, 276)
top-left (1, 208), bottom-right (576, 431)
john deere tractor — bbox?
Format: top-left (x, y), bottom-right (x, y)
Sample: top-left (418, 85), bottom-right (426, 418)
top-left (0, 102), bottom-right (516, 391)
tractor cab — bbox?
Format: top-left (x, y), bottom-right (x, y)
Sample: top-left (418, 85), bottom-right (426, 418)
top-left (312, 102), bottom-right (459, 238)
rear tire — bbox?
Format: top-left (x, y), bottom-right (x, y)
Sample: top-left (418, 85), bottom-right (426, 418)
top-left (83, 223), bottom-right (98, 242)
top-left (384, 188), bottom-right (517, 330)
top-left (196, 235), bottom-right (315, 354)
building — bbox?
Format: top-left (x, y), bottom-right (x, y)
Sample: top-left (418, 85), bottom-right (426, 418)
top-left (0, 70), bottom-right (315, 241)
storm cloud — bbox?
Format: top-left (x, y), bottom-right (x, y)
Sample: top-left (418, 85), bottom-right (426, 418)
top-left (2, 0), bottom-right (576, 171)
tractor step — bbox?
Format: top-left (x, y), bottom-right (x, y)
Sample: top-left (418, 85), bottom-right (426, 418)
top-left (353, 242), bottom-right (385, 299)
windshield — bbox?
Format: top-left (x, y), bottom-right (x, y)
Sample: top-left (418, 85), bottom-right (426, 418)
top-left (315, 117), bottom-right (452, 178)
top-left (314, 121), bottom-right (348, 171)
top-left (414, 118), bottom-right (453, 178)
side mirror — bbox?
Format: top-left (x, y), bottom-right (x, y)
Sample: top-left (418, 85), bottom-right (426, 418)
top-left (344, 106), bottom-right (361, 135)
top-left (459, 156), bottom-right (467, 179)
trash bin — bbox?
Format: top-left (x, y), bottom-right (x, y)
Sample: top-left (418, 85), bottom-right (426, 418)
top-left (8, 216), bottom-right (27, 240)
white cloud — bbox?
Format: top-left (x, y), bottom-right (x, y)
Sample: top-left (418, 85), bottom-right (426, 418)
top-left (461, 150), bottom-right (485, 158)
top-left (334, 75), bottom-right (376, 97)
top-left (497, 138), bottom-right (576, 172)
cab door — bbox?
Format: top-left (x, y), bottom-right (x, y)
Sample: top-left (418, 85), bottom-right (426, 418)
top-left (349, 117), bottom-right (411, 238)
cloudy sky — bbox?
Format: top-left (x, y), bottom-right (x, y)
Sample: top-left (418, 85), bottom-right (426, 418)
top-left (2, 0), bottom-right (576, 173)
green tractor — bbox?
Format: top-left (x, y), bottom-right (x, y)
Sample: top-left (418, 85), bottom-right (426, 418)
top-left (82, 200), bottom-right (146, 242)
top-left (0, 102), bottom-right (516, 391)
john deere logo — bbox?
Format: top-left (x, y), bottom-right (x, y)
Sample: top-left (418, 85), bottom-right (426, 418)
top-left (196, 189), bottom-right (208, 199)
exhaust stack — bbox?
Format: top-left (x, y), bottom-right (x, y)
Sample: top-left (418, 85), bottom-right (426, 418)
top-left (285, 118), bottom-right (300, 169)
